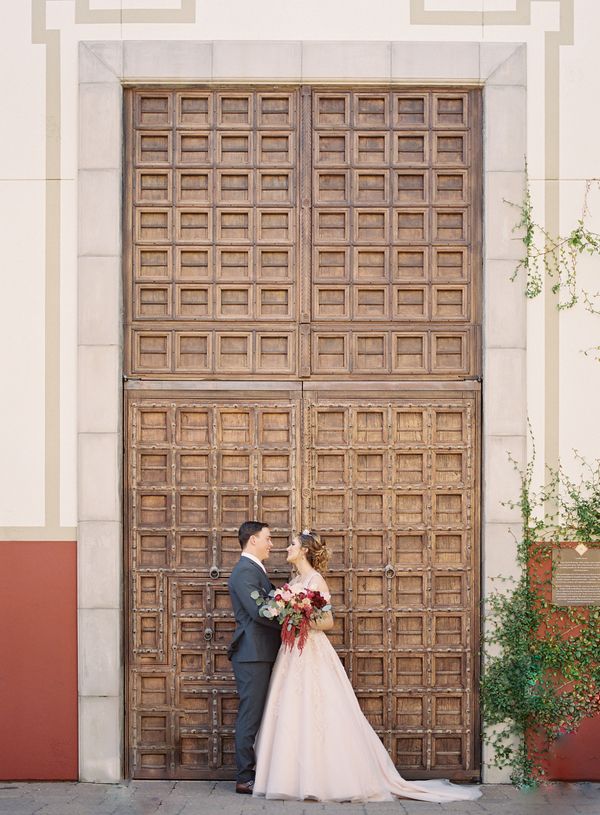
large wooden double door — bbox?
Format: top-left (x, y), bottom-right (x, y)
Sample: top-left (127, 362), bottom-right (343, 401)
top-left (124, 86), bottom-right (482, 780)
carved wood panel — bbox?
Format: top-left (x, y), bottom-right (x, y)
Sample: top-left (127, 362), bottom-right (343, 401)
top-left (302, 388), bottom-right (480, 779)
top-left (126, 392), bottom-right (301, 778)
top-left (310, 90), bottom-right (481, 378)
top-left (125, 87), bottom-right (481, 379)
top-left (125, 89), bottom-right (300, 378)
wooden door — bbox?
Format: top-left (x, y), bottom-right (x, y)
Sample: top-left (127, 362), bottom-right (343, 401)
top-left (126, 389), bottom-right (301, 777)
top-left (302, 384), bottom-right (480, 778)
top-left (124, 86), bottom-right (482, 780)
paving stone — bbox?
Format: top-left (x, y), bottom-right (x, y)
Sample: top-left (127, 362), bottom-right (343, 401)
top-left (0, 783), bottom-right (598, 815)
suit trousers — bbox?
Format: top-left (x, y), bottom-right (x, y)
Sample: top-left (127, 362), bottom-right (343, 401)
top-left (231, 658), bottom-right (273, 783)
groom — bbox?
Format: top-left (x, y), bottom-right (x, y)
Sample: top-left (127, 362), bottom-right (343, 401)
top-left (227, 520), bottom-right (281, 794)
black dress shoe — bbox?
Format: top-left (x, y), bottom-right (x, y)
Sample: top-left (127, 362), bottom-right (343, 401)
top-left (235, 779), bottom-right (255, 794)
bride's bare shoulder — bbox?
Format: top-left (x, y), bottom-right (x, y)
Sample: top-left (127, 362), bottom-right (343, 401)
top-left (312, 572), bottom-right (330, 594)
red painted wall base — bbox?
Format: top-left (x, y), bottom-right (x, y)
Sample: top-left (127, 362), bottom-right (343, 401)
top-left (0, 541), bottom-right (78, 780)
top-left (546, 714), bottom-right (600, 781)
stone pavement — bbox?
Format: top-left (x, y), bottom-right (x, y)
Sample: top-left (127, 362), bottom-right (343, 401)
top-left (0, 782), bottom-right (599, 815)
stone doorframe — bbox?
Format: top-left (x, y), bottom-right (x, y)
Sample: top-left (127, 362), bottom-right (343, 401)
top-left (77, 40), bottom-right (526, 782)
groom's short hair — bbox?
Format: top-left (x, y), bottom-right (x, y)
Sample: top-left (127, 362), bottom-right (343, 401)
top-left (238, 520), bottom-right (268, 549)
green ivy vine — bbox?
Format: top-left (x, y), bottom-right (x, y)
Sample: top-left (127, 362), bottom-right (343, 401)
top-left (481, 449), bottom-right (600, 787)
top-left (509, 174), bottom-right (600, 313)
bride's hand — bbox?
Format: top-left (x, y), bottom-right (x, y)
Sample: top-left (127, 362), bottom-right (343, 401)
top-left (309, 611), bottom-right (334, 631)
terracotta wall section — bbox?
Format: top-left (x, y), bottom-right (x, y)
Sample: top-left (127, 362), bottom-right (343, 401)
top-left (0, 541), bottom-right (78, 780)
top-left (528, 543), bottom-right (600, 781)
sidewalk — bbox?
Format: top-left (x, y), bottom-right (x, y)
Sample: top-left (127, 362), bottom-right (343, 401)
top-left (0, 782), bottom-right (599, 815)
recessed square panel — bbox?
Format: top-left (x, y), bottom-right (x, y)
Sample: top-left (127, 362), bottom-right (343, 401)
top-left (395, 654), bottom-right (425, 686)
top-left (314, 93), bottom-right (350, 127)
top-left (137, 131), bottom-right (171, 165)
top-left (259, 132), bottom-right (293, 165)
top-left (216, 333), bottom-right (252, 372)
top-left (395, 209), bottom-right (428, 243)
top-left (258, 171), bottom-right (293, 204)
top-left (354, 94), bottom-right (388, 127)
top-left (259, 452), bottom-right (290, 485)
top-left (135, 170), bottom-right (172, 205)
top-left (175, 333), bottom-right (210, 371)
top-left (176, 209), bottom-right (211, 243)
top-left (394, 94), bottom-right (428, 128)
top-left (176, 171), bottom-right (211, 205)
top-left (176, 93), bottom-right (211, 127)
top-left (313, 333), bottom-right (349, 373)
top-left (354, 452), bottom-right (385, 485)
top-left (393, 736), bottom-right (426, 770)
top-left (353, 287), bottom-right (388, 320)
top-left (434, 132), bottom-right (468, 166)
top-left (217, 93), bottom-right (252, 128)
top-left (354, 334), bottom-right (387, 372)
top-left (314, 409), bottom-right (348, 446)
top-left (355, 410), bottom-right (386, 444)
top-left (432, 572), bottom-right (464, 607)
top-left (256, 333), bottom-right (294, 372)
top-left (136, 92), bottom-right (172, 127)
top-left (315, 452), bottom-right (347, 485)
top-left (354, 132), bottom-right (388, 165)
top-left (353, 653), bottom-right (387, 689)
top-left (177, 132), bottom-right (211, 165)
top-left (394, 695), bottom-right (425, 728)
top-left (355, 209), bottom-right (388, 243)
top-left (395, 533), bottom-right (426, 565)
top-left (219, 453), bottom-right (251, 485)
top-left (393, 132), bottom-right (428, 166)
top-left (314, 492), bottom-right (348, 527)
top-left (395, 493), bottom-right (425, 526)
top-left (314, 210), bottom-right (349, 243)
top-left (216, 248), bottom-right (251, 280)
top-left (176, 248), bottom-right (210, 281)
top-left (393, 247), bottom-right (427, 282)
top-left (354, 533), bottom-right (385, 566)
top-left (216, 286), bottom-right (251, 319)
top-left (394, 171), bottom-right (428, 204)
top-left (394, 614), bottom-right (425, 648)
top-left (433, 93), bottom-right (468, 129)
top-left (258, 248), bottom-right (293, 280)
top-left (218, 132), bottom-right (252, 165)
top-left (257, 93), bottom-right (295, 127)
top-left (315, 132), bottom-right (349, 165)
top-left (354, 248), bottom-right (387, 281)
top-left (313, 286), bottom-right (349, 320)
top-left (354, 492), bottom-right (385, 527)
top-left (315, 170), bottom-right (348, 203)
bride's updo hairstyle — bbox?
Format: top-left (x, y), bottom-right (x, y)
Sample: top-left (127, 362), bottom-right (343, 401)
top-left (297, 529), bottom-right (330, 573)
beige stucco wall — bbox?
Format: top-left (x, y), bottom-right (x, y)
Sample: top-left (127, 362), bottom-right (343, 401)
top-left (1, 0), bottom-right (599, 784)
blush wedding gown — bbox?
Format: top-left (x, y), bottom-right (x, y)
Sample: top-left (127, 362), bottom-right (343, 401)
top-left (253, 572), bottom-right (482, 803)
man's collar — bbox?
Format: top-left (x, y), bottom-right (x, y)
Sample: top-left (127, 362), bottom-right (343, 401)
top-left (241, 551), bottom-right (266, 573)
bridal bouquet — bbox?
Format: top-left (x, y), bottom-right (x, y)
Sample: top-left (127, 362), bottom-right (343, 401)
top-left (251, 583), bottom-right (331, 654)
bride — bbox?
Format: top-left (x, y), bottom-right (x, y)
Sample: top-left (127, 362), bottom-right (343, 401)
top-left (253, 530), bottom-right (482, 803)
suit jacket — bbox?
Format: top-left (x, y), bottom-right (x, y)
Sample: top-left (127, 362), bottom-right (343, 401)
top-left (227, 557), bottom-right (281, 662)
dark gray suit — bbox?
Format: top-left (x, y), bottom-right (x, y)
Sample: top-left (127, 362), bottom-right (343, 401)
top-left (227, 556), bottom-right (281, 783)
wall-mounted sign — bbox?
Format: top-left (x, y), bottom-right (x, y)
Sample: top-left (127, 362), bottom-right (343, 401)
top-left (552, 546), bottom-right (600, 606)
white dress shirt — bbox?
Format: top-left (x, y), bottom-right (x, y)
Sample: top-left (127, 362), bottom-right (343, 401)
top-left (241, 551), bottom-right (267, 573)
